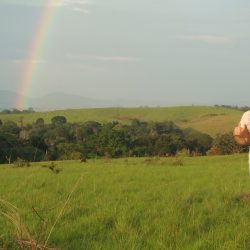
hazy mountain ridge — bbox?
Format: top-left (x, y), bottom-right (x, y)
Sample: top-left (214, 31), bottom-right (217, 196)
top-left (0, 90), bottom-right (111, 110)
top-left (32, 92), bottom-right (108, 110)
top-left (0, 90), bottom-right (160, 111)
top-left (1, 90), bottom-right (248, 112)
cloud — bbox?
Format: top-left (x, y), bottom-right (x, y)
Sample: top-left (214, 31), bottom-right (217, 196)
top-left (49, 0), bottom-right (92, 6)
top-left (181, 35), bottom-right (232, 45)
top-left (87, 55), bottom-right (142, 63)
top-left (72, 7), bottom-right (89, 13)
top-left (3, 0), bottom-right (93, 12)
top-left (67, 54), bottom-right (142, 63)
top-left (49, 0), bottom-right (93, 12)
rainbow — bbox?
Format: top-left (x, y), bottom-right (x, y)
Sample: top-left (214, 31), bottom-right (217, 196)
top-left (16, 0), bottom-right (59, 110)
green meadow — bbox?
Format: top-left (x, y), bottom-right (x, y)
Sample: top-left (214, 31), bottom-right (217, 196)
top-left (1, 155), bottom-right (250, 249)
top-left (0, 106), bottom-right (242, 136)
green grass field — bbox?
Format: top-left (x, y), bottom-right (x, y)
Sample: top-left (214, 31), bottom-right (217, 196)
top-left (0, 106), bottom-right (242, 136)
top-left (1, 155), bottom-right (250, 249)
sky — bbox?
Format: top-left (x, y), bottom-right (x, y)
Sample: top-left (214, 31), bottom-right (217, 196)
top-left (1, 0), bottom-right (250, 106)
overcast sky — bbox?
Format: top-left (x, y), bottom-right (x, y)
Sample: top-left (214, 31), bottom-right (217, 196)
top-left (1, 0), bottom-right (250, 106)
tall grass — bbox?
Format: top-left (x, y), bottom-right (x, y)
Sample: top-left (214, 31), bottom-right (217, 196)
top-left (0, 155), bottom-right (250, 249)
top-left (0, 173), bottom-right (82, 250)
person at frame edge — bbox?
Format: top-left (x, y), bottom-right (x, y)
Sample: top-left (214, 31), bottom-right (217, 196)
top-left (233, 110), bottom-right (250, 146)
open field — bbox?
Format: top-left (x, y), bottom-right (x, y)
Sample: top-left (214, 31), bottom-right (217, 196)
top-left (0, 106), bottom-right (242, 136)
top-left (1, 155), bottom-right (250, 249)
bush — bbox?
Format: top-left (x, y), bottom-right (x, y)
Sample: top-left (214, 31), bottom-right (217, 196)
top-left (51, 116), bottom-right (67, 125)
top-left (213, 133), bottom-right (247, 155)
top-left (13, 158), bottom-right (30, 168)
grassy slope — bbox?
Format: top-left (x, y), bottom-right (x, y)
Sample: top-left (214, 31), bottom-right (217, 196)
top-left (0, 106), bottom-right (242, 136)
top-left (0, 155), bottom-right (250, 249)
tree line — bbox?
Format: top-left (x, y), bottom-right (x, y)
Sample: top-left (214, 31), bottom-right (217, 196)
top-left (0, 107), bottom-right (35, 114)
top-left (214, 104), bottom-right (250, 112)
top-left (0, 116), bottom-right (246, 164)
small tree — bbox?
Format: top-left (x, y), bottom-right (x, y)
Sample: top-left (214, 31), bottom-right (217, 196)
top-left (27, 107), bottom-right (35, 113)
top-left (35, 118), bottom-right (45, 126)
top-left (213, 133), bottom-right (246, 155)
top-left (12, 108), bottom-right (21, 114)
top-left (0, 121), bottom-right (20, 135)
top-left (183, 128), bottom-right (213, 155)
top-left (51, 116), bottom-right (67, 125)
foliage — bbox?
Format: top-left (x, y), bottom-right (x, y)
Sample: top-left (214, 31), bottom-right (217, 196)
top-left (0, 106), bottom-right (242, 137)
top-left (0, 108), bottom-right (35, 114)
top-left (0, 121), bottom-right (20, 135)
top-left (56, 143), bottom-right (83, 160)
top-left (35, 118), bottom-right (45, 126)
top-left (51, 116), bottom-right (67, 125)
top-left (214, 104), bottom-right (250, 112)
top-left (213, 132), bottom-right (247, 155)
top-left (183, 128), bottom-right (213, 156)
top-left (13, 158), bottom-right (30, 168)
top-left (0, 115), bottom-right (245, 163)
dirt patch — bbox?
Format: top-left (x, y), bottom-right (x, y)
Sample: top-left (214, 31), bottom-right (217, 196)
top-left (179, 119), bottom-right (189, 123)
top-left (203, 113), bottom-right (226, 117)
top-left (233, 192), bottom-right (250, 204)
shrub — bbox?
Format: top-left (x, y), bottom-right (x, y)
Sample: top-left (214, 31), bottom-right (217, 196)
top-left (51, 116), bottom-right (67, 125)
top-left (213, 133), bottom-right (247, 155)
top-left (13, 158), bottom-right (30, 168)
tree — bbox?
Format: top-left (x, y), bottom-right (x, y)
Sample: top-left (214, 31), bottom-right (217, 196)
top-left (35, 118), bottom-right (45, 126)
top-left (183, 128), bottom-right (213, 155)
top-left (98, 122), bottom-right (130, 157)
top-left (23, 107), bottom-right (35, 113)
top-left (56, 143), bottom-right (83, 160)
top-left (12, 108), bottom-right (21, 114)
top-left (0, 121), bottom-right (20, 135)
top-left (51, 116), bottom-right (67, 125)
top-left (213, 133), bottom-right (246, 155)
top-left (0, 132), bottom-right (21, 163)
top-left (154, 134), bottom-right (184, 156)
top-left (29, 128), bottom-right (48, 151)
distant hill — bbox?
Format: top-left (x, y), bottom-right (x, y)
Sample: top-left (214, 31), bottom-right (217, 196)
top-left (0, 90), bottom-right (150, 110)
top-left (30, 92), bottom-right (109, 110)
top-left (0, 106), bottom-right (243, 137)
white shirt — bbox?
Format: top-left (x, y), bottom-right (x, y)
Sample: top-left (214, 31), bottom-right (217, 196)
top-left (240, 111), bottom-right (250, 132)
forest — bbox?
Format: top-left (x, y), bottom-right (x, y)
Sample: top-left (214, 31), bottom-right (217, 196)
top-left (0, 115), bottom-right (246, 164)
